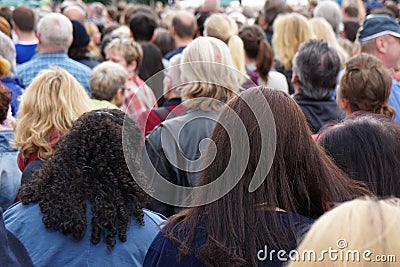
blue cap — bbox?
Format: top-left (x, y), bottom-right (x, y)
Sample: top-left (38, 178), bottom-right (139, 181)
top-left (358, 14), bottom-right (400, 42)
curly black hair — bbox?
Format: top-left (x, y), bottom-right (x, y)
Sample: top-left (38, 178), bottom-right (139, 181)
top-left (19, 109), bottom-right (150, 250)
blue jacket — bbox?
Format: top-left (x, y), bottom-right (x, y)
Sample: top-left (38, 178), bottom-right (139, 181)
top-left (0, 130), bottom-right (21, 211)
top-left (5, 203), bottom-right (165, 267)
top-left (0, 77), bottom-right (24, 116)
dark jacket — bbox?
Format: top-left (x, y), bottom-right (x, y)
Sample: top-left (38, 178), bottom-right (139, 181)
top-left (143, 109), bottom-right (220, 217)
top-left (293, 93), bottom-right (344, 133)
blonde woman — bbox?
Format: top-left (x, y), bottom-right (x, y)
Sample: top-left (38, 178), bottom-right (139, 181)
top-left (272, 12), bottom-right (315, 94)
top-left (309, 17), bottom-right (350, 68)
top-left (288, 198), bottom-right (400, 267)
top-left (14, 67), bottom-right (92, 173)
top-left (144, 36), bottom-right (240, 217)
top-left (204, 14), bottom-right (248, 85)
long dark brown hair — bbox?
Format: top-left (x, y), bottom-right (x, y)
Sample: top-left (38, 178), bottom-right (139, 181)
top-left (162, 87), bottom-right (371, 266)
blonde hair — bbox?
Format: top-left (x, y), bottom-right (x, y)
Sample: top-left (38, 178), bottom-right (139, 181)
top-left (90, 61), bottom-right (129, 101)
top-left (272, 13), bottom-right (315, 71)
top-left (180, 36), bottom-right (240, 111)
top-left (288, 198), bottom-right (400, 267)
top-left (309, 17), bottom-right (349, 68)
top-left (0, 56), bottom-right (10, 77)
top-left (204, 14), bottom-right (247, 80)
top-left (14, 67), bottom-right (93, 160)
top-left (105, 38), bottom-right (143, 71)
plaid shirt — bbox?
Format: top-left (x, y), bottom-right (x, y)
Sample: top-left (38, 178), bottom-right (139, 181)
top-left (17, 52), bottom-right (92, 95)
top-left (122, 75), bottom-right (158, 121)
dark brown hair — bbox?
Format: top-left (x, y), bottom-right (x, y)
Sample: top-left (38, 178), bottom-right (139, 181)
top-left (12, 6), bottom-right (35, 32)
top-left (339, 54), bottom-right (395, 118)
top-left (162, 87), bottom-right (371, 266)
top-left (239, 25), bottom-right (274, 83)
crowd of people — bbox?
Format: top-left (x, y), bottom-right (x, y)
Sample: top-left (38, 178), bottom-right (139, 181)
top-left (0, 0), bottom-right (400, 266)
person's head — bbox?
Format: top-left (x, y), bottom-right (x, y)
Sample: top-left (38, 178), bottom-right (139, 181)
top-left (313, 0), bottom-right (343, 33)
top-left (89, 2), bottom-right (105, 19)
top-left (204, 14), bottom-right (247, 79)
top-left (90, 62), bottom-right (128, 107)
top-left (68, 20), bottom-right (91, 60)
top-left (342, 20), bottom-right (360, 42)
top-left (260, 0), bottom-right (288, 33)
top-left (318, 113), bottom-right (400, 197)
top-left (0, 83), bottom-right (10, 124)
top-left (18, 109), bottom-right (150, 251)
top-left (171, 10), bottom-right (196, 41)
top-left (359, 14), bottom-right (400, 70)
top-left (12, 6), bottom-right (36, 33)
top-left (0, 55), bottom-right (10, 78)
top-left (129, 12), bottom-right (157, 42)
top-left (343, 4), bottom-right (359, 19)
top-left (0, 31), bottom-right (16, 75)
top-left (37, 13), bottom-right (73, 53)
top-left (163, 87), bottom-right (370, 266)
top-left (14, 67), bottom-right (92, 161)
top-left (0, 17), bottom-right (11, 38)
top-left (164, 54), bottom-right (182, 99)
top-left (138, 41), bottom-right (164, 82)
top-left (292, 39), bottom-right (340, 100)
top-left (239, 24), bottom-right (274, 83)
top-left (62, 5), bottom-right (86, 25)
top-left (272, 13), bottom-right (315, 71)
top-left (309, 17), bottom-right (349, 67)
top-left (105, 38), bottom-right (143, 75)
top-left (85, 22), bottom-right (101, 45)
top-left (201, 0), bottom-right (220, 13)
top-left (180, 36), bottom-right (240, 111)
top-left (153, 27), bottom-right (175, 57)
top-left (337, 54), bottom-right (394, 117)
top-left (288, 198), bottom-right (400, 267)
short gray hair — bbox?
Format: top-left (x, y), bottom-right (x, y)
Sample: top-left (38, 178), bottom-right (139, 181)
top-left (313, 0), bottom-right (342, 33)
top-left (37, 13), bottom-right (73, 52)
top-left (292, 39), bottom-right (340, 100)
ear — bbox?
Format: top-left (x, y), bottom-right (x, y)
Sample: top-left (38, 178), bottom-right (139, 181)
top-left (127, 60), bottom-right (138, 74)
top-left (291, 71), bottom-right (298, 85)
top-left (375, 36), bottom-right (387, 54)
top-left (111, 88), bottom-right (125, 107)
top-left (170, 26), bottom-right (176, 37)
top-left (150, 31), bottom-right (156, 42)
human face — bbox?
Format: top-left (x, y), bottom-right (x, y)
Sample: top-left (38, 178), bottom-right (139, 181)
top-left (106, 51), bottom-right (129, 71)
top-left (384, 35), bottom-right (400, 70)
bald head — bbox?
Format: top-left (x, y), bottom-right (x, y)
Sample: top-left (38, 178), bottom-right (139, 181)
top-left (172, 11), bottom-right (195, 39)
top-left (202, 0), bottom-right (220, 13)
top-left (63, 5), bottom-right (86, 25)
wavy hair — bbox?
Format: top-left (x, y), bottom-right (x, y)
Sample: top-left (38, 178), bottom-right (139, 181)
top-left (338, 54), bottom-right (395, 118)
top-left (272, 13), bottom-right (315, 71)
top-left (162, 87), bottom-right (371, 266)
top-left (19, 109), bottom-right (150, 250)
top-left (180, 36), bottom-right (240, 111)
top-left (14, 67), bottom-right (92, 160)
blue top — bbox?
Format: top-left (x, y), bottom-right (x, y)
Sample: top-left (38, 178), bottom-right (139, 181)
top-left (15, 43), bottom-right (38, 64)
top-left (4, 203), bottom-right (165, 267)
top-left (388, 78), bottom-right (400, 124)
top-left (164, 46), bottom-right (186, 61)
top-left (0, 77), bottom-right (24, 116)
top-left (17, 52), bottom-right (92, 95)
top-left (0, 130), bottom-right (21, 211)
top-left (143, 211), bottom-right (314, 267)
